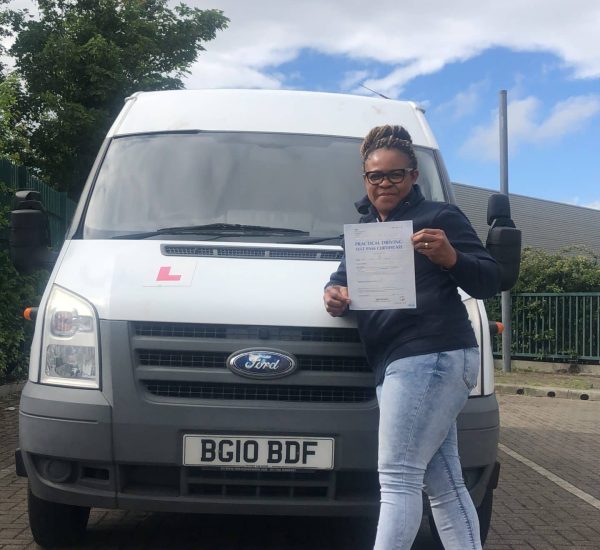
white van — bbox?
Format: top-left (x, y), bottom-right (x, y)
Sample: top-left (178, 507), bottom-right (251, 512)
top-left (10, 89), bottom-right (520, 548)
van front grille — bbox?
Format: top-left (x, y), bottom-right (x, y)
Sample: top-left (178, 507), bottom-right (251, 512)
top-left (131, 321), bottom-right (373, 404)
top-left (137, 350), bottom-right (370, 373)
top-left (142, 381), bottom-right (375, 403)
top-left (139, 350), bottom-right (229, 368)
top-left (187, 469), bottom-right (332, 499)
top-left (119, 464), bottom-right (379, 503)
top-left (133, 322), bottom-right (361, 343)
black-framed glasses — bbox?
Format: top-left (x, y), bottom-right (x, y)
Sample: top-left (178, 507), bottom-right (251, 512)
top-left (363, 168), bottom-right (416, 186)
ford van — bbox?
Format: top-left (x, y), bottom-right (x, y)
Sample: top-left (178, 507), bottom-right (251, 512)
top-left (10, 89), bottom-right (520, 548)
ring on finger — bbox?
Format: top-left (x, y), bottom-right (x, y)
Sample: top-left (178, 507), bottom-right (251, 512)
top-left (424, 241), bottom-right (429, 248)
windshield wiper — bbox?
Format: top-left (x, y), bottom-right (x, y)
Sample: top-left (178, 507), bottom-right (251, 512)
top-left (111, 223), bottom-right (310, 239)
top-left (286, 234), bottom-right (344, 244)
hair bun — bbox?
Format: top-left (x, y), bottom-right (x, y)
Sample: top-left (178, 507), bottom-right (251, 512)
top-left (360, 124), bottom-right (417, 168)
top-left (395, 125), bottom-right (412, 143)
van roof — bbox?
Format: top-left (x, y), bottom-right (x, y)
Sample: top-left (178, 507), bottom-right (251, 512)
top-left (108, 89), bottom-right (438, 148)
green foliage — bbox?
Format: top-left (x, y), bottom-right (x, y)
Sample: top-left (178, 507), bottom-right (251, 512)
top-left (486, 247), bottom-right (600, 361)
top-left (0, 180), bottom-right (48, 383)
top-left (0, 0), bottom-right (14, 72)
top-left (6, 0), bottom-right (228, 198)
top-left (0, 72), bottom-right (30, 164)
top-left (513, 246), bottom-right (600, 293)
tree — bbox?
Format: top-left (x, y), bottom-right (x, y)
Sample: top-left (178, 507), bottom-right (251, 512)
top-left (0, 0), bottom-right (14, 74)
top-left (8, 0), bottom-right (228, 198)
top-left (1, 2), bottom-right (28, 162)
top-left (513, 246), bottom-right (600, 293)
top-left (0, 72), bottom-right (30, 164)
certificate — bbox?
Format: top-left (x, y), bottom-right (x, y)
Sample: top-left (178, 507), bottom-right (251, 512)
top-left (344, 221), bottom-right (416, 310)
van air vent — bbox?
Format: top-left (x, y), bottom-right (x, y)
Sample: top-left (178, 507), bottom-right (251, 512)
top-left (162, 245), bottom-right (343, 261)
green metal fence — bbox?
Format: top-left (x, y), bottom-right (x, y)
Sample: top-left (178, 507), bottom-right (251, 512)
top-left (0, 158), bottom-right (76, 250)
top-left (488, 293), bottom-right (600, 362)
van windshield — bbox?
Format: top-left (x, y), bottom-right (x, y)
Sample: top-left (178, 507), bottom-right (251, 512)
top-left (83, 132), bottom-right (446, 241)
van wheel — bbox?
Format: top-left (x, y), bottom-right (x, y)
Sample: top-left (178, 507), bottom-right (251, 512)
top-left (428, 486), bottom-right (494, 547)
top-left (28, 485), bottom-right (90, 548)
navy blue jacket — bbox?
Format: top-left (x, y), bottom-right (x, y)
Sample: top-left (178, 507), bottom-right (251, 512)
top-left (327, 185), bottom-right (500, 386)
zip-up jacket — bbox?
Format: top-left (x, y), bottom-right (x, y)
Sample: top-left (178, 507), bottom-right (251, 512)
top-left (327, 184), bottom-right (500, 386)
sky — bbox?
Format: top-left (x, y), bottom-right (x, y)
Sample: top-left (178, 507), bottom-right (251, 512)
top-left (4, 0), bottom-right (600, 209)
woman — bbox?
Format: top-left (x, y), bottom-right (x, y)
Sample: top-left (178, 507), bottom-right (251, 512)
top-left (323, 125), bottom-right (499, 549)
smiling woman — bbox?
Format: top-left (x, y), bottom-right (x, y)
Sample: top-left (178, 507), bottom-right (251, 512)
top-left (324, 123), bottom-right (501, 550)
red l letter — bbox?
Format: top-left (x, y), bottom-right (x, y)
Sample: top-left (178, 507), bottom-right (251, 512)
top-left (156, 266), bottom-right (182, 281)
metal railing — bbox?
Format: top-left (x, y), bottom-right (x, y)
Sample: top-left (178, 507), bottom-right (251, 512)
top-left (0, 158), bottom-right (76, 250)
top-left (488, 293), bottom-right (600, 361)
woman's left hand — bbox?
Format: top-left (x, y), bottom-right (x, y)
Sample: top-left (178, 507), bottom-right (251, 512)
top-left (412, 228), bottom-right (457, 269)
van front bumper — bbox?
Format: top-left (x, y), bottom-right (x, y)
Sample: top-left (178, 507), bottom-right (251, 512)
top-left (19, 379), bottom-right (499, 516)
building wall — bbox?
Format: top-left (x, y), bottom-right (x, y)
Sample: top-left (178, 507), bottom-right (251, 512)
top-left (452, 183), bottom-right (600, 255)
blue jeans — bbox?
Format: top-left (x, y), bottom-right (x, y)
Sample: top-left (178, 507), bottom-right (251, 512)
top-left (374, 348), bottom-right (482, 550)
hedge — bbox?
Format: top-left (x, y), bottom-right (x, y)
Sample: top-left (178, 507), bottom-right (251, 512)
top-left (0, 181), bottom-right (48, 384)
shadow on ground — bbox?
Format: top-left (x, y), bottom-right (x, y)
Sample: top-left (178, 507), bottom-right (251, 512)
top-left (50, 512), bottom-right (439, 549)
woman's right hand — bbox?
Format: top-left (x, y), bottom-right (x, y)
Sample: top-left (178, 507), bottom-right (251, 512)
top-left (323, 285), bottom-right (351, 317)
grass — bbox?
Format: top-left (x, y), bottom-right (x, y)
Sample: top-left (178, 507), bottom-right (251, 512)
top-left (494, 370), bottom-right (598, 390)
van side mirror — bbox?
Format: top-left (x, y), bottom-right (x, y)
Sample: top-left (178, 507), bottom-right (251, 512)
top-left (9, 190), bottom-right (56, 273)
top-left (485, 194), bottom-right (521, 291)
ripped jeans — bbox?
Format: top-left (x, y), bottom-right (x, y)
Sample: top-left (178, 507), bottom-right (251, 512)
top-left (374, 348), bottom-right (482, 550)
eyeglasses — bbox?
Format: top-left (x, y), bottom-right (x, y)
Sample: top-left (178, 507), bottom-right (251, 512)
top-left (363, 168), bottom-right (416, 186)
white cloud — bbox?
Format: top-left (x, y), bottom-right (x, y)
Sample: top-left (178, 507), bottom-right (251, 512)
top-left (434, 80), bottom-right (489, 121)
top-left (173, 0), bottom-right (600, 96)
top-left (184, 57), bottom-right (282, 90)
top-left (568, 197), bottom-right (600, 211)
top-left (6, 1), bottom-right (600, 96)
top-left (356, 57), bottom-right (448, 99)
top-left (460, 94), bottom-right (600, 160)
top-left (536, 95), bottom-right (600, 140)
top-left (340, 70), bottom-right (372, 92)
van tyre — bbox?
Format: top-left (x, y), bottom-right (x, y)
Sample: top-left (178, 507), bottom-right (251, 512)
top-left (428, 486), bottom-right (494, 548)
top-left (28, 485), bottom-right (90, 548)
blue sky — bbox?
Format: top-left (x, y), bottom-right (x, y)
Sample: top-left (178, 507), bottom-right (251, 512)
top-left (181, 0), bottom-right (600, 210)
top-left (276, 45), bottom-right (600, 201)
top-left (5, 0), bottom-right (600, 209)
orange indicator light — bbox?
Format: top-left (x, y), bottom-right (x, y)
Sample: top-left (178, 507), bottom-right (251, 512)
top-left (23, 307), bottom-right (38, 321)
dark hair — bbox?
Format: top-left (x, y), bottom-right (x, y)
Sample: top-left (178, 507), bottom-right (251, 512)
top-left (360, 125), bottom-right (418, 169)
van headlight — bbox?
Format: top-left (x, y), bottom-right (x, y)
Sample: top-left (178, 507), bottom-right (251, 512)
top-left (40, 286), bottom-right (100, 388)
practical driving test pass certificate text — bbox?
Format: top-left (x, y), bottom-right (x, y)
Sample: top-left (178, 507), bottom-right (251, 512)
top-left (344, 221), bottom-right (416, 310)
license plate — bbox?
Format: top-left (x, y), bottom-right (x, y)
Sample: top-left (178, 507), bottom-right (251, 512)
top-left (183, 435), bottom-right (334, 469)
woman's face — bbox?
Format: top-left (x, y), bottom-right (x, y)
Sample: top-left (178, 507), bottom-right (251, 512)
top-left (363, 148), bottom-right (419, 220)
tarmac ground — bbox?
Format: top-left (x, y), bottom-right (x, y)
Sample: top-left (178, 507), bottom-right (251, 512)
top-left (1, 389), bottom-right (599, 549)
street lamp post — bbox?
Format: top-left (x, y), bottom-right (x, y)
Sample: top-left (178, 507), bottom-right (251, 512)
top-left (499, 90), bottom-right (512, 373)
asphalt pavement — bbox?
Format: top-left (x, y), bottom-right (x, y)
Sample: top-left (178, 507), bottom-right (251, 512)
top-left (1, 389), bottom-right (599, 549)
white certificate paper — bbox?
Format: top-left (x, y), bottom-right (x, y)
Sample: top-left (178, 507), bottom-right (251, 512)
top-left (344, 221), bottom-right (416, 310)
